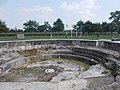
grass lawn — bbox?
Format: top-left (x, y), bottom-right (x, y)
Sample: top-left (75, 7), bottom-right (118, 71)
top-left (0, 33), bottom-right (120, 41)
top-left (48, 58), bottom-right (89, 70)
top-left (0, 36), bottom-right (17, 41)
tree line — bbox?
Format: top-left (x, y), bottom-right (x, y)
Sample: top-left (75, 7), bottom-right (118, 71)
top-left (0, 10), bottom-right (120, 34)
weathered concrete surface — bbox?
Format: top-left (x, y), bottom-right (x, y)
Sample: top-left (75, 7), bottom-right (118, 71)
top-left (0, 79), bottom-right (87, 90)
top-left (94, 82), bottom-right (120, 90)
top-left (86, 76), bottom-right (120, 88)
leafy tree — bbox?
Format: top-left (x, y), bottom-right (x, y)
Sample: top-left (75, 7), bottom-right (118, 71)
top-left (17, 29), bottom-right (23, 32)
top-left (84, 21), bottom-right (93, 34)
top-left (73, 20), bottom-right (85, 37)
top-left (72, 24), bottom-right (78, 32)
top-left (107, 23), bottom-right (112, 34)
top-left (109, 10), bottom-right (120, 23)
top-left (38, 25), bottom-right (46, 32)
top-left (76, 20), bottom-right (84, 32)
top-left (109, 10), bottom-right (120, 33)
top-left (9, 27), bottom-right (23, 32)
top-left (37, 21), bottom-right (51, 32)
top-left (53, 18), bottom-right (64, 32)
top-left (23, 20), bottom-right (39, 32)
top-left (0, 20), bottom-right (9, 33)
top-left (110, 22), bottom-right (118, 34)
top-left (9, 29), bottom-right (16, 32)
top-left (102, 22), bottom-right (108, 32)
top-left (92, 23), bottom-right (102, 33)
top-left (44, 21), bottom-right (51, 32)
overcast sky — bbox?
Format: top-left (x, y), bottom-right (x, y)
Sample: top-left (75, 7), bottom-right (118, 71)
top-left (0, 0), bottom-right (120, 29)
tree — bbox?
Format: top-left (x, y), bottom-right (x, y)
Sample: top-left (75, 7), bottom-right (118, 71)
top-left (9, 29), bottom-right (16, 32)
top-left (92, 23), bottom-right (102, 33)
top-left (110, 22), bottom-right (118, 34)
top-left (102, 22), bottom-right (108, 32)
top-left (38, 25), bottom-right (46, 32)
top-left (37, 21), bottom-right (51, 32)
top-left (44, 21), bottom-right (51, 32)
top-left (17, 29), bottom-right (23, 32)
top-left (109, 10), bottom-right (120, 33)
top-left (53, 18), bottom-right (64, 32)
top-left (109, 10), bottom-right (120, 23)
top-left (76, 20), bottom-right (84, 32)
top-left (84, 21), bottom-right (93, 34)
top-left (9, 27), bottom-right (23, 32)
top-left (9, 27), bottom-right (17, 32)
top-left (0, 20), bottom-right (9, 33)
top-left (72, 24), bottom-right (77, 32)
top-left (23, 20), bottom-right (39, 32)
top-left (73, 20), bottom-right (84, 37)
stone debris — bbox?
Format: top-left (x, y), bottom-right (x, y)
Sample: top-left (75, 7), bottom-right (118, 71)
top-left (45, 69), bottom-right (55, 73)
top-left (79, 64), bottom-right (107, 78)
top-left (0, 48), bottom-right (20, 62)
top-left (0, 79), bottom-right (87, 90)
top-left (0, 60), bottom-right (115, 90)
top-left (51, 71), bottom-right (80, 83)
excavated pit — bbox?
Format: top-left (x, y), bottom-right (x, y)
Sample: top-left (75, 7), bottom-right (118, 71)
top-left (0, 39), bottom-right (119, 90)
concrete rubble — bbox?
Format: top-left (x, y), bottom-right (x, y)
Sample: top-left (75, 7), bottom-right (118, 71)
top-left (0, 60), bottom-right (117, 90)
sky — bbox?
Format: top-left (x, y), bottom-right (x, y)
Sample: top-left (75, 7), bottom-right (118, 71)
top-left (0, 0), bottom-right (120, 29)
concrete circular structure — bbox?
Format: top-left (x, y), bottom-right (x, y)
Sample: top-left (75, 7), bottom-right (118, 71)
top-left (0, 39), bottom-right (120, 90)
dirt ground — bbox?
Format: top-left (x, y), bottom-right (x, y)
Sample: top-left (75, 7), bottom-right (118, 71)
top-left (0, 65), bottom-right (63, 82)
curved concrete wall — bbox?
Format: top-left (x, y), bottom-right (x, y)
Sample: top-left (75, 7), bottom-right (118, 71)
top-left (52, 46), bottom-right (120, 67)
top-left (0, 39), bottom-right (120, 51)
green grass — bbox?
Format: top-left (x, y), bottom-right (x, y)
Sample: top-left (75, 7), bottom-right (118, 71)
top-left (0, 36), bottom-right (17, 41)
top-left (26, 34), bottom-right (119, 40)
top-left (48, 58), bottom-right (89, 70)
top-left (0, 33), bottom-right (120, 41)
